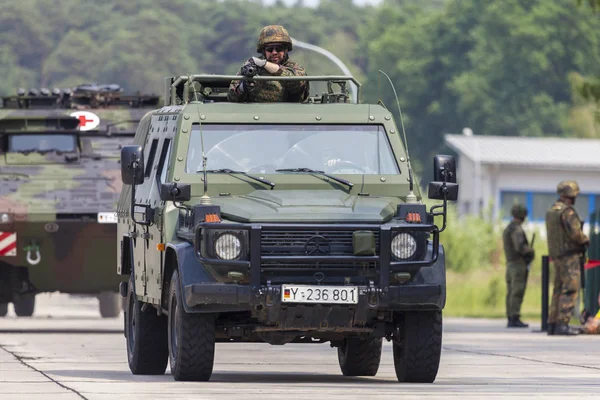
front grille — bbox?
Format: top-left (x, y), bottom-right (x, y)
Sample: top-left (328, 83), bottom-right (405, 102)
top-left (260, 228), bottom-right (380, 270)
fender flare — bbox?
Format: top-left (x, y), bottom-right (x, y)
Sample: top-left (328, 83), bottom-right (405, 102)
top-left (166, 241), bottom-right (217, 313)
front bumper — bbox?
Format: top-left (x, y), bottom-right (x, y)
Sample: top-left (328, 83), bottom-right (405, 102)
top-left (185, 282), bottom-right (443, 311)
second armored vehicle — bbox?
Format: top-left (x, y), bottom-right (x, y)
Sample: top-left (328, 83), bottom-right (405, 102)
top-left (0, 85), bottom-right (160, 317)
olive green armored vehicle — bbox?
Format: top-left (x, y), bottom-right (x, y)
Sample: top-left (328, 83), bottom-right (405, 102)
top-left (117, 74), bottom-right (458, 382)
top-left (0, 85), bottom-right (160, 318)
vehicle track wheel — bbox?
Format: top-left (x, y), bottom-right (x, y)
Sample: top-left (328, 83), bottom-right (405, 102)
top-left (13, 294), bottom-right (35, 317)
top-left (393, 311), bottom-right (442, 383)
top-left (168, 269), bottom-right (215, 381)
top-left (126, 275), bottom-right (168, 375)
top-left (338, 337), bottom-right (382, 376)
top-left (0, 302), bottom-right (7, 317)
top-left (98, 292), bottom-right (121, 318)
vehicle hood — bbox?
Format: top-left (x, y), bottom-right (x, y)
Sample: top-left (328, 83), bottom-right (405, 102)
top-left (213, 190), bottom-right (397, 223)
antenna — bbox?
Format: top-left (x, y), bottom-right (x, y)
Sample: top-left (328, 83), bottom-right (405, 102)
top-left (192, 78), bottom-right (211, 205)
top-left (377, 70), bottom-right (416, 203)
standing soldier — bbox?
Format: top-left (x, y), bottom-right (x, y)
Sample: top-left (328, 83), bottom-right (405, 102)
top-left (545, 180), bottom-right (589, 336)
top-left (228, 25), bottom-right (309, 103)
top-left (503, 204), bottom-right (535, 328)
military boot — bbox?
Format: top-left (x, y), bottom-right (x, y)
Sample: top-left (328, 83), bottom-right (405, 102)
top-left (507, 316), bottom-right (529, 328)
top-left (553, 323), bottom-right (579, 336)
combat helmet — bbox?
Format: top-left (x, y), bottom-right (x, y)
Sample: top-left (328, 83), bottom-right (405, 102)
top-left (257, 25), bottom-right (293, 52)
top-left (557, 180), bottom-right (580, 198)
top-left (511, 204), bottom-right (528, 220)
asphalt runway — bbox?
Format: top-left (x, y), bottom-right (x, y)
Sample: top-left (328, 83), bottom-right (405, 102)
top-left (0, 293), bottom-right (599, 399)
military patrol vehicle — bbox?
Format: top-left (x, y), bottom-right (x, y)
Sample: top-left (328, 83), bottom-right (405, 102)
top-left (0, 85), bottom-right (160, 318)
top-left (117, 74), bottom-right (458, 382)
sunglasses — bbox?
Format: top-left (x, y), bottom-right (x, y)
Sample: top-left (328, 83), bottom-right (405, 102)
top-left (264, 45), bottom-right (285, 53)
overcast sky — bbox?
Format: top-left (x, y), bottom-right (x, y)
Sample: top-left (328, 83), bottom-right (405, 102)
top-left (262, 0), bottom-right (382, 6)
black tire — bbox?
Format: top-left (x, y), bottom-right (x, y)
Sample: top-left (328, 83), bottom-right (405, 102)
top-left (393, 311), bottom-right (442, 383)
top-left (99, 292), bottom-right (121, 318)
top-left (126, 275), bottom-right (169, 375)
top-left (13, 294), bottom-right (35, 317)
top-left (0, 302), bottom-right (7, 317)
top-left (337, 337), bottom-right (382, 376)
top-left (168, 269), bottom-right (215, 382)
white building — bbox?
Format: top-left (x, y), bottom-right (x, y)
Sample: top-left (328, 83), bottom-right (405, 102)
top-left (444, 134), bottom-right (600, 225)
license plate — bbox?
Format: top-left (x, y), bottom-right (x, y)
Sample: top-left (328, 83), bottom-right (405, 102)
top-left (281, 285), bottom-right (358, 304)
top-left (97, 212), bottom-right (118, 223)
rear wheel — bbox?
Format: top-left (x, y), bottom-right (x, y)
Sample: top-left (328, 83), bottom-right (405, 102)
top-left (337, 337), bottom-right (382, 376)
top-left (13, 293), bottom-right (35, 317)
top-left (126, 275), bottom-right (168, 375)
top-left (168, 269), bottom-right (215, 381)
top-left (98, 292), bottom-right (121, 318)
top-left (393, 311), bottom-right (443, 383)
top-left (0, 302), bottom-right (7, 317)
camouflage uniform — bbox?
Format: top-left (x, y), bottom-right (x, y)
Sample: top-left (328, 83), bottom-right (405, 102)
top-left (228, 25), bottom-right (309, 103)
top-left (228, 59), bottom-right (308, 103)
top-left (545, 181), bottom-right (589, 333)
top-left (502, 204), bottom-right (534, 326)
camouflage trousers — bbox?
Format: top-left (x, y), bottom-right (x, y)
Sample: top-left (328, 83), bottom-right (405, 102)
top-left (548, 254), bottom-right (581, 325)
top-left (505, 261), bottom-right (528, 318)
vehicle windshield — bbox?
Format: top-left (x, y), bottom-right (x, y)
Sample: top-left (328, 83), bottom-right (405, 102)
top-left (186, 124), bottom-right (399, 175)
top-left (8, 134), bottom-right (78, 153)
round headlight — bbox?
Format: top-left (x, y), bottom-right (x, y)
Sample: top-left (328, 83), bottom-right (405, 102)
top-left (391, 233), bottom-right (417, 260)
top-left (214, 233), bottom-right (242, 260)
top-left (0, 213), bottom-right (11, 224)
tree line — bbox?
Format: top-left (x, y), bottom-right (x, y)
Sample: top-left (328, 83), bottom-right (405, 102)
top-left (1, 0), bottom-right (599, 178)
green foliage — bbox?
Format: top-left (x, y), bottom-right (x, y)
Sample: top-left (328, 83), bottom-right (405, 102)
top-left (4, 0), bottom-right (600, 180)
top-left (438, 204), bottom-right (500, 273)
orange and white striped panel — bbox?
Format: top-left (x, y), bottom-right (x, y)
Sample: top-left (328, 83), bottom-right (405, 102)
top-left (0, 232), bottom-right (17, 256)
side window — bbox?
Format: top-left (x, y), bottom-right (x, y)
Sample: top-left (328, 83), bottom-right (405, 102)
top-left (145, 139), bottom-right (159, 178)
top-left (157, 139), bottom-right (172, 185)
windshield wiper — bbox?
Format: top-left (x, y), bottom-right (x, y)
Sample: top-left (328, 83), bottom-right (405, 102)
top-left (202, 169), bottom-right (275, 189)
top-left (275, 168), bottom-right (354, 189)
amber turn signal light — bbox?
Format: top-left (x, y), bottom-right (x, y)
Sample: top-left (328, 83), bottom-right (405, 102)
top-left (205, 213), bottom-right (221, 223)
top-left (405, 212), bottom-right (421, 223)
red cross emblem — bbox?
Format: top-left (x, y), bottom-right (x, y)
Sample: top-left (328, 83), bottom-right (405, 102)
top-left (77, 114), bottom-right (94, 127)
top-left (69, 111), bottom-right (100, 131)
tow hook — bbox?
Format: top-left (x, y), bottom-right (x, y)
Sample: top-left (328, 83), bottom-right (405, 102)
top-left (367, 280), bottom-right (380, 308)
top-left (24, 243), bottom-right (41, 265)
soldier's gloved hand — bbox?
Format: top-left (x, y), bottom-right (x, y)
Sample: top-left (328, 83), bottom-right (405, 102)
top-left (251, 57), bottom-right (267, 68)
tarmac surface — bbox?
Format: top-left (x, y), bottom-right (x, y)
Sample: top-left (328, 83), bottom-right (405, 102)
top-left (0, 293), bottom-right (599, 400)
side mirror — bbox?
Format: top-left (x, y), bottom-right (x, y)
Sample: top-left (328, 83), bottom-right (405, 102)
top-left (428, 154), bottom-right (459, 201)
top-left (433, 154), bottom-right (456, 183)
top-left (121, 145), bottom-right (144, 185)
top-left (428, 181), bottom-right (459, 201)
top-left (160, 183), bottom-right (191, 202)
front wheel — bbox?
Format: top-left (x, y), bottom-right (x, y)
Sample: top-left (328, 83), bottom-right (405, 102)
top-left (126, 275), bottom-right (168, 375)
top-left (13, 293), bottom-right (35, 317)
top-left (168, 269), bottom-right (215, 381)
top-left (393, 311), bottom-right (443, 383)
top-left (337, 337), bottom-right (382, 376)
